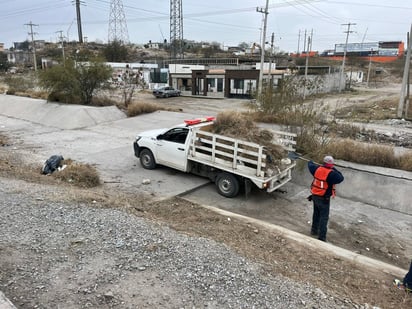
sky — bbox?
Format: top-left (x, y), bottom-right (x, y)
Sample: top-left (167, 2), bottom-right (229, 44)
top-left (1, 0), bottom-right (411, 53)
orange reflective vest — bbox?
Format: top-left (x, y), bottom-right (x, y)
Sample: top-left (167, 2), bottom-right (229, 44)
top-left (311, 166), bottom-right (336, 197)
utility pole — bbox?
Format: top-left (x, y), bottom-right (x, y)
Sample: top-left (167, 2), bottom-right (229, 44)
top-left (75, 0), bottom-right (84, 43)
top-left (303, 35), bottom-right (311, 99)
top-left (303, 29), bottom-right (307, 53)
top-left (339, 22), bottom-right (356, 92)
top-left (397, 24), bottom-right (412, 119)
top-left (256, 0), bottom-right (269, 98)
top-left (297, 29), bottom-right (301, 54)
top-left (57, 30), bottom-right (66, 66)
top-left (309, 28), bottom-right (313, 51)
top-left (366, 48), bottom-right (373, 87)
top-left (25, 21), bottom-right (38, 71)
top-left (268, 32), bottom-right (274, 88)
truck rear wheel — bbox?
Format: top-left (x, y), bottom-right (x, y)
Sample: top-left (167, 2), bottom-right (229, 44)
top-left (140, 149), bottom-right (156, 169)
top-left (216, 172), bottom-right (240, 198)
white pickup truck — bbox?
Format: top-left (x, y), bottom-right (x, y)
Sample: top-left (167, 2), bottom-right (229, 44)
top-left (133, 117), bottom-right (296, 198)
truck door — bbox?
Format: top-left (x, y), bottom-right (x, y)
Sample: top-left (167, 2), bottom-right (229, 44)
top-left (155, 127), bottom-right (189, 171)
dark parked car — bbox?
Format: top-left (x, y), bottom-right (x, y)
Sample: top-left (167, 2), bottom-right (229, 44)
top-left (152, 86), bottom-right (181, 98)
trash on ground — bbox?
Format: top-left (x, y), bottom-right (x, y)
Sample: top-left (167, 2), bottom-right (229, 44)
top-left (41, 155), bottom-right (64, 175)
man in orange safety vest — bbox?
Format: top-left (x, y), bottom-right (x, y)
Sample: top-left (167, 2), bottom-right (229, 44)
top-left (308, 155), bottom-right (344, 242)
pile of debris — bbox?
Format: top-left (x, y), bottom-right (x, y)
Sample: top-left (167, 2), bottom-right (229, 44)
top-left (212, 111), bottom-right (287, 166)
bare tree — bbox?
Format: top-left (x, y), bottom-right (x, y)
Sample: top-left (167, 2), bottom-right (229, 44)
top-left (120, 67), bottom-right (146, 107)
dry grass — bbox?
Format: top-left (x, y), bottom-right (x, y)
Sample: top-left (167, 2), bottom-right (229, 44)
top-left (0, 133), bottom-right (9, 146)
top-left (0, 150), bottom-right (101, 188)
top-left (399, 155), bottom-right (412, 171)
top-left (90, 95), bottom-right (118, 107)
top-left (20, 90), bottom-right (49, 100)
top-left (51, 159), bottom-right (101, 188)
top-left (334, 99), bottom-right (398, 121)
top-left (127, 101), bottom-right (182, 117)
top-left (0, 85), bottom-right (7, 93)
top-left (0, 156), bottom-right (46, 184)
top-left (325, 139), bottom-right (412, 171)
top-left (127, 196), bottom-right (412, 309)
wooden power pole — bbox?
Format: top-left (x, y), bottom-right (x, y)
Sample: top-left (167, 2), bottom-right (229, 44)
top-left (397, 24), bottom-right (412, 119)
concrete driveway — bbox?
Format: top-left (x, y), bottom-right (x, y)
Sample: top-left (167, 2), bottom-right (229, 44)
top-left (0, 95), bottom-right (210, 198)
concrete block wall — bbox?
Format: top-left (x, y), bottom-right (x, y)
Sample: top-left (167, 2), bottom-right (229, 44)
top-left (291, 160), bottom-right (412, 215)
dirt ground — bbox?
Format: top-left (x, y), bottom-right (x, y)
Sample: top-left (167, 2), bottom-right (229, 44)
top-left (1, 84), bottom-right (412, 308)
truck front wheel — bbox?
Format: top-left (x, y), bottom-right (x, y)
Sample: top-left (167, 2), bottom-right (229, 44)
top-left (216, 172), bottom-right (240, 198)
top-left (140, 149), bottom-right (156, 169)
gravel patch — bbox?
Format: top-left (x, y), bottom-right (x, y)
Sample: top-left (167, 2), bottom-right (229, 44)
top-left (0, 178), bottom-right (364, 309)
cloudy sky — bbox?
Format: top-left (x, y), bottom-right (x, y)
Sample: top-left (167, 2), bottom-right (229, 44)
top-left (1, 0), bottom-right (411, 53)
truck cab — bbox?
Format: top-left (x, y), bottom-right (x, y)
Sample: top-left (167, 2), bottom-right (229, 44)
top-left (134, 125), bottom-right (191, 171)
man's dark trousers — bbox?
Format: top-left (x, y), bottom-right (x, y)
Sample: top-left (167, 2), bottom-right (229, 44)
top-left (404, 260), bottom-right (412, 288)
top-left (311, 195), bottom-right (330, 241)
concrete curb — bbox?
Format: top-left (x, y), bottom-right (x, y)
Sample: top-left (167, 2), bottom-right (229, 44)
top-left (192, 202), bottom-right (408, 277)
top-left (0, 291), bottom-right (16, 309)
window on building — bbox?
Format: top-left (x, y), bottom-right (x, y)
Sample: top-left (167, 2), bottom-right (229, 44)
top-left (217, 79), bottom-right (223, 92)
top-left (234, 79), bottom-right (244, 89)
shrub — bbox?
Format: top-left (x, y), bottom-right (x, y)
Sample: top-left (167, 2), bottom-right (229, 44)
top-left (39, 58), bottom-right (112, 105)
top-left (127, 101), bottom-right (181, 117)
top-left (399, 154), bottom-right (412, 171)
top-left (4, 75), bottom-right (35, 93)
top-left (91, 95), bottom-right (118, 107)
top-left (52, 160), bottom-right (100, 188)
top-left (127, 102), bottom-right (162, 116)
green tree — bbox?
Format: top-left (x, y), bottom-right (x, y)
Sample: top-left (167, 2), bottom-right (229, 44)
top-left (238, 42), bottom-right (250, 50)
top-left (102, 40), bottom-right (129, 62)
top-left (0, 52), bottom-right (10, 72)
top-left (39, 58), bottom-right (112, 105)
top-left (75, 60), bottom-right (112, 104)
top-left (255, 75), bottom-right (327, 158)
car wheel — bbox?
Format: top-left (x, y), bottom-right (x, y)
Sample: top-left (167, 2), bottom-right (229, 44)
top-left (216, 172), bottom-right (240, 198)
top-left (140, 149), bottom-right (156, 169)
